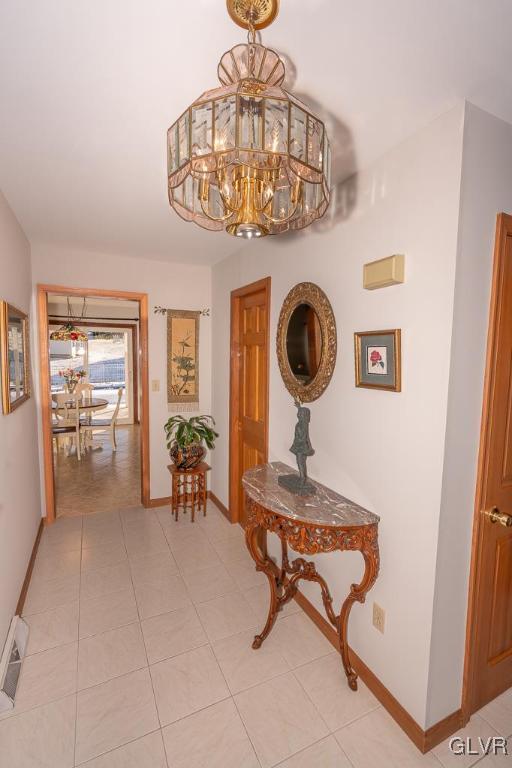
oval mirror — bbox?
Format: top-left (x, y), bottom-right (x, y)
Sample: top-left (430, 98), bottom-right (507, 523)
top-left (277, 282), bottom-right (337, 402)
top-left (285, 303), bottom-right (323, 385)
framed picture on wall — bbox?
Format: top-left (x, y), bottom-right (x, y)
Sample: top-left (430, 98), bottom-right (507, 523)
top-left (354, 329), bottom-right (401, 392)
top-left (0, 301), bottom-right (31, 414)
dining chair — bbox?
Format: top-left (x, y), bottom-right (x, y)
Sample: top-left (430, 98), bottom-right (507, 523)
top-left (51, 392), bottom-right (82, 460)
top-left (81, 387), bottom-right (124, 452)
top-left (75, 382), bottom-right (95, 427)
top-left (76, 382), bottom-right (94, 399)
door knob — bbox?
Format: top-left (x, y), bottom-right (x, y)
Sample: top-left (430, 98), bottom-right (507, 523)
top-left (483, 506), bottom-right (512, 527)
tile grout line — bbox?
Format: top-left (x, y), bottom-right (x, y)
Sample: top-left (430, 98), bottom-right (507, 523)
top-left (272, 736), bottom-right (357, 768)
top-left (157, 688), bottom-right (234, 733)
top-left (163, 510), bottom-right (261, 634)
top-left (163, 509), bottom-right (264, 766)
top-left (472, 707), bottom-right (512, 740)
top-left (22, 591), bottom-right (80, 619)
top-left (76, 509), bottom-right (155, 766)
top-left (229, 674), bottom-right (272, 768)
top-left (289, 664), bottom-right (345, 735)
top-left (7, 636), bottom-right (149, 720)
top-left (290, 656), bottom-right (383, 735)
top-left (195, 616), bottom-right (264, 768)
top-left (74, 727), bottom-right (162, 767)
top-left (293, 672), bottom-right (385, 753)
top-left (145, 628), bottom-right (235, 755)
top-left (0, 641), bottom-right (80, 724)
top-left (198, 516), bottom-right (381, 766)
top-left (73, 512), bottom-right (85, 768)
top-left (120, 507), bottom-right (169, 766)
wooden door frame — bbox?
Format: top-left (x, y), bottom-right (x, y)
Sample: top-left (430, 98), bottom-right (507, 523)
top-left (229, 277), bottom-right (271, 524)
top-left (38, 284), bottom-right (150, 524)
top-left (462, 213), bottom-right (512, 721)
top-left (48, 319), bottom-right (140, 423)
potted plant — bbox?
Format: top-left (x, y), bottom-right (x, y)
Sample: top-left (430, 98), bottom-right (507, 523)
top-left (164, 414), bottom-right (219, 470)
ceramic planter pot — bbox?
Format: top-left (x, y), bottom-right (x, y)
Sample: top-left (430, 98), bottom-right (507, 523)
top-left (170, 442), bottom-right (206, 470)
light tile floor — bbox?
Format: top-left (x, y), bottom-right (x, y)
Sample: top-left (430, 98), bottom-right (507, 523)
top-left (1, 503), bottom-right (511, 767)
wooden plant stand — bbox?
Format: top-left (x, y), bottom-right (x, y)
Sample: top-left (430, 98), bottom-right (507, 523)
top-left (167, 462), bottom-right (210, 523)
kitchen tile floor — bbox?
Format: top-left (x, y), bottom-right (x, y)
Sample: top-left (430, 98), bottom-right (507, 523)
top-left (54, 424), bottom-right (140, 518)
top-left (1, 503), bottom-right (510, 767)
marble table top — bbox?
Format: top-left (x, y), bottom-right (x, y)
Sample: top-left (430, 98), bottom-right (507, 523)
top-left (242, 462), bottom-right (379, 528)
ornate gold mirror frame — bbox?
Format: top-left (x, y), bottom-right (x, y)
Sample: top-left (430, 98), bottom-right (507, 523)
top-left (276, 282), bottom-right (337, 402)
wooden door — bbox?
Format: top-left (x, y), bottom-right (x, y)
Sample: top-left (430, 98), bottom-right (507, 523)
top-left (468, 213), bottom-right (512, 712)
top-left (230, 278), bottom-right (270, 526)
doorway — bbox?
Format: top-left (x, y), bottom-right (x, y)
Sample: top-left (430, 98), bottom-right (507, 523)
top-left (38, 285), bottom-right (150, 524)
top-left (464, 213), bottom-right (512, 715)
top-left (49, 321), bottom-right (138, 425)
top-left (229, 277), bottom-right (271, 526)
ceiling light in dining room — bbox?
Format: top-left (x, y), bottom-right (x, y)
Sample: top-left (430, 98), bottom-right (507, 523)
top-left (49, 298), bottom-right (88, 342)
top-left (166, 0), bottom-right (331, 239)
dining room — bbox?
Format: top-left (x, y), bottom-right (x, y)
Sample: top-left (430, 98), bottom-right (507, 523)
top-left (45, 291), bottom-right (143, 519)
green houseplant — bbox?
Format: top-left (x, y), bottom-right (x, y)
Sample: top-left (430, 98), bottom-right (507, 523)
top-left (164, 414), bottom-right (219, 469)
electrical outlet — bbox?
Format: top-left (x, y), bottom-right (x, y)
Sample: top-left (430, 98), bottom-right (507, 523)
top-left (373, 602), bottom-right (385, 634)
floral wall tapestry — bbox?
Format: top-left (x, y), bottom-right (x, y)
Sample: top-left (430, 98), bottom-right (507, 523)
top-left (167, 309), bottom-right (200, 412)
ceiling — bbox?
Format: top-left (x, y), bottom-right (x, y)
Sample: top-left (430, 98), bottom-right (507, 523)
top-left (0, 0), bottom-right (511, 266)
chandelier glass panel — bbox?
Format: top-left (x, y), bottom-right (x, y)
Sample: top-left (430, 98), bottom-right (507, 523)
top-left (167, 4), bottom-right (331, 239)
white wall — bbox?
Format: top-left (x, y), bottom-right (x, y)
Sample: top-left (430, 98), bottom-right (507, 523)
top-left (426, 104), bottom-right (512, 726)
top-left (30, 244), bottom-right (212, 505)
top-left (0, 190), bottom-right (41, 652)
top-left (211, 105), bottom-right (465, 728)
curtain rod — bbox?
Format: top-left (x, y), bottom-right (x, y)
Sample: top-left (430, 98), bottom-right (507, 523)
top-left (48, 314), bottom-right (140, 322)
top-left (153, 306), bottom-right (210, 316)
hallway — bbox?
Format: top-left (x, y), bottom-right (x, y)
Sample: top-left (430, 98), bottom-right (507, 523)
top-left (0, 504), bottom-right (510, 766)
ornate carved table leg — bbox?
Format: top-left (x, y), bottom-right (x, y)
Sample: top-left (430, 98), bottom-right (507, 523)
top-left (338, 525), bottom-right (380, 690)
top-left (245, 518), bottom-right (279, 649)
top-left (279, 537), bottom-right (289, 586)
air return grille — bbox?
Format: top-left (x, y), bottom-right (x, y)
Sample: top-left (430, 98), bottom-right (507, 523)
top-left (0, 617), bottom-right (29, 713)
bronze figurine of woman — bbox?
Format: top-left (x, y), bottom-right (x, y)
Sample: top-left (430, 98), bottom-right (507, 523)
top-left (278, 399), bottom-right (316, 495)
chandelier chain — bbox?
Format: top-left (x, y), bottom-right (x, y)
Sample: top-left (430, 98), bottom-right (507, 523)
top-left (247, 22), bottom-right (257, 45)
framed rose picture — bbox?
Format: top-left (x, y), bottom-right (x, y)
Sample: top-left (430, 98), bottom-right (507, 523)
top-left (354, 329), bottom-right (401, 391)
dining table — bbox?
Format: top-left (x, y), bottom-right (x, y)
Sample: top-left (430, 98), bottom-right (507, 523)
top-left (52, 395), bottom-right (110, 453)
top-left (51, 396), bottom-right (109, 416)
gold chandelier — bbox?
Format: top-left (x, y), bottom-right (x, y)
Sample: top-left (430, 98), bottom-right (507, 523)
top-left (167, 0), bottom-right (331, 239)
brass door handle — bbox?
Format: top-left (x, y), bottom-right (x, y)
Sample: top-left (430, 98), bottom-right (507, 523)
top-left (483, 507), bottom-right (512, 527)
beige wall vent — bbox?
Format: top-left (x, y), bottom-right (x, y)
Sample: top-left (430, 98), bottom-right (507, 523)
top-left (363, 254), bottom-right (405, 290)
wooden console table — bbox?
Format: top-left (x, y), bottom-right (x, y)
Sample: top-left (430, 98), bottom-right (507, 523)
top-left (167, 462), bottom-right (210, 522)
top-left (242, 462), bottom-right (380, 690)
